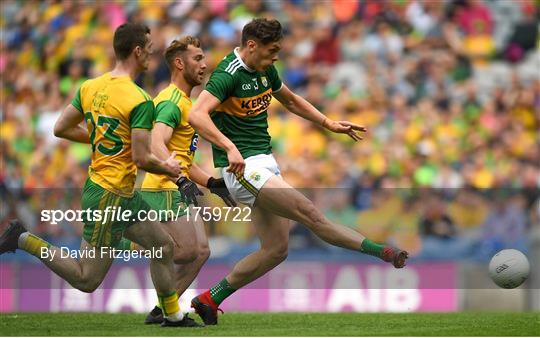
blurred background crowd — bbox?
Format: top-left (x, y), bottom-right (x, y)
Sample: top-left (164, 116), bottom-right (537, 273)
top-left (1, 0), bottom-right (539, 262)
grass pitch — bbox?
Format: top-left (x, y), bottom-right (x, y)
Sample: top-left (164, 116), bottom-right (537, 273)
top-left (0, 312), bottom-right (538, 336)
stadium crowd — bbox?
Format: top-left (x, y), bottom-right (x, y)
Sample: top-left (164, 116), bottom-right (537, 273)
top-left (1, 0), bottom-right (539, 261)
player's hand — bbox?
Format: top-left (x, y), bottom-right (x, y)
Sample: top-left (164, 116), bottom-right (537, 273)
top-left (207, 177), bottom-right (236, 207)
top-left (226, 147), bottom-right (245, 176)
top-left (323, 119), bottom-right (367, 141)
top-left (176, 176), bottom-right (204, 207)
top-left (164, 151), bottom-right (182, 177)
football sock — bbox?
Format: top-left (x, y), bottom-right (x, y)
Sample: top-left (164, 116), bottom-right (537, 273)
top-left (157, 291), bottom-right (183, 321)
top-left (209, 278), bottom-right (237, 305)
top-left (18, 232), bottom-right (52, 258)
top-left (166, 310), bottom-right (184, 321)
top-left (116, 238), bottom-right (139, 251)
top-left (360, 239), bottom-right (385, 258)
top-left (116, 238), bottom-right (131, 251)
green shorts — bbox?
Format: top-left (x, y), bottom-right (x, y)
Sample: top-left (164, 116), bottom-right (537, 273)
top-left (140, 190), bottom-right (188, 223)
top-left (81, 178), bottom-right (152, 248)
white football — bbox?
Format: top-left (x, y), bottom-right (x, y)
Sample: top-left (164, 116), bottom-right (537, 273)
top-left (488, 249), bottom-right (530, 289)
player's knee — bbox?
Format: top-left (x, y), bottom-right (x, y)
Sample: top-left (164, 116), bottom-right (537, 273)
top-left (77, 277), bottom-right (101, 293)
top-left (78, 283), bottom-right (99, 293)
top-left (159, 239), bottom-right (175, 261)
top-left (268, 243), bottom-right (288, 263)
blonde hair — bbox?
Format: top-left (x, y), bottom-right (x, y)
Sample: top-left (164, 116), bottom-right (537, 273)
top-left (164, 36), bottom-right (201, 70)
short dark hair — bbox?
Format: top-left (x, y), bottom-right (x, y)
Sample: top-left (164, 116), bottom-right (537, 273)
top-left (164, 36), bottom-right (202, 70)
top-left (113, 23), bottom-right (151, 60)
top-left (241, 18), bottom-right (283, 46)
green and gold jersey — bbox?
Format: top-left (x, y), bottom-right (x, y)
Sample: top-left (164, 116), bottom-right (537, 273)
top-left (141, 84), bottom-right (198, 191)
top-left (71, 72), bottom-right (154, 196)
top-left (205, 48), bottom-right (283, 167)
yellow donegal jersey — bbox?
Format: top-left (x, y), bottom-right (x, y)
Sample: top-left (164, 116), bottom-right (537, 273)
top-left (71, 72), bottom-right (154, 196)
top-left (141, 84), bottom-right (198, 191)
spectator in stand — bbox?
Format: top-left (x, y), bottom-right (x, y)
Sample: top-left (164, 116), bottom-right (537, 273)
top-left (478, 192), bottom-right (529, 257)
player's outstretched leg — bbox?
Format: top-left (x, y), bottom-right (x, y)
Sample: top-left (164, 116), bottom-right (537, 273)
top-left (0, 218), bottom-right (201, 328)
top-left (192, 212), bottom-right (290, 325)
top-left (0, 219), bottom-right (114, 292)
top-left (257, 176), bottom-right (409, 268)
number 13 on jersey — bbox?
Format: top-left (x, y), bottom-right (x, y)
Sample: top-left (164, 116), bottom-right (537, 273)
top-left (84, 112), bottom-right (124, 156)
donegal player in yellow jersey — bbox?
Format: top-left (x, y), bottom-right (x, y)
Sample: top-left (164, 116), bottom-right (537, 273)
top-left (0, 23), bottom-right (197, 328)
top-left (116, 37), bottom-right (235, 325)
top-left (188, 18), bottom-right (409, 325)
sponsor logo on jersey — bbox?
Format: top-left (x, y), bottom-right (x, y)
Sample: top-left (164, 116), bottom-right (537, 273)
top-left (219, 88), bottom-right (273, 117)
top-left (240, 93), bottom-right (272, 110)
top-left (188, 133), bottom-right (199, 154)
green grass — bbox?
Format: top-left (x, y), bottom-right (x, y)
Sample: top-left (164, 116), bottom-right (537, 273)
top-left (0, 312), bottom-right (538, 336)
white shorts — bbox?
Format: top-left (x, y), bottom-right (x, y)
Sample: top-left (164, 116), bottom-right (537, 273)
top-left (221, 154), bottom-right (281, 207)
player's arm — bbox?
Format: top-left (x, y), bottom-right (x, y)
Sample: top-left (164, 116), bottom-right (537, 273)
top-left (151, 101), bottom-right (188, 168)
top-left (151, 102), bottom-right (206, 206)
top-left (132, 129), bottom-right (180, 177)
top-left (130, 100), bottom-right (181, 177)
top-left (150, 120), bottom-right (205, 205)
top-left (150, 122), bottom-right (202, 205)
top-left (150, 122), bottom-right (175, 161)
top-left (188, 90), bottom-right (245, 175)
top-left (188, 163), bottom-right (210, 187)
top-left (54, 86), bottom-right (90, 143)
top-left (53, 104), bottom-right (90, 143)
top-left (273, 84), bottom-right (367, 141)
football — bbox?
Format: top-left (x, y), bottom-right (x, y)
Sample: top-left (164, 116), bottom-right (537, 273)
top-left (488, 249), bottom-right (530, 289)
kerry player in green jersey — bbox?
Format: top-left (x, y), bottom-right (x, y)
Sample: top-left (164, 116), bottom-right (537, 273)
top-left (188, 18), bottom-right (409, 325)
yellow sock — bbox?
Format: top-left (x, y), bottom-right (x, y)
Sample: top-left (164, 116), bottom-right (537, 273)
top-left (19, 232), bottom-right (51, 258)
top-left (130, 241), bottom-right (141, 251)
top-left (157, 291), bottom-right (180, 317)
top-left (116, 238), bottom-right (143, 251)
